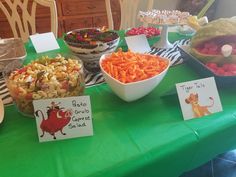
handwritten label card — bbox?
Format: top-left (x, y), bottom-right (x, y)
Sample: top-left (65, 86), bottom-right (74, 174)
top-left (125, 34), bottom-right (151, 53)
top-left (176, 77), bottom-right (223, 120)
top-left (33, 96), bottom-right (93, 142)
top-left (30, 32), bottom-right (60, 53)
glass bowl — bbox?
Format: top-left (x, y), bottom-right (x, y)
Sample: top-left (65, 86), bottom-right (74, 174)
top-left (3, 53), bottom-right (85, 117)
top-left (64, 28), bottom-right (120, 73)
top-left (0, 38), bottom-right (26, 72)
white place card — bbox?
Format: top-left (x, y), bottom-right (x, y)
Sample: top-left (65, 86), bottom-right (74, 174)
top-left (125, 34), bottom-right (151, 53)
top-left (176, 77), bottom-right (223, 120)
top-left (30, 32), bottom-right (60, 53)
top-left (33, 96), bottom-right (93, 142)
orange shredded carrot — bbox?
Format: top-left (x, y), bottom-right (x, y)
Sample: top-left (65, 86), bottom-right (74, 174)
top-left (101, 51), bottom-right (169, 83)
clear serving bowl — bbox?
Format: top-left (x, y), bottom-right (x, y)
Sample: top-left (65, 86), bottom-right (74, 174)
top-left (3, 53), bottom-right (85, 117)
top-left (64, 28), bottom-right (120, 73)
top-left (0, 38), bottom-right (26, 72)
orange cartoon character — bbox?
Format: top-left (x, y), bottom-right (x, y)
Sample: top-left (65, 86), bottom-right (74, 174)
top-left (185, 93), bottom-right (214, 118)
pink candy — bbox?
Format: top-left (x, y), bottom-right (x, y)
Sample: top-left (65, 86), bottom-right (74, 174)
top-left (126, 27), bottom-right (160, 38)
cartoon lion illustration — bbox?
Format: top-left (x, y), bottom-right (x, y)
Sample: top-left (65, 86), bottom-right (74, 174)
top-left (185, 93), bottom-right (214, 118)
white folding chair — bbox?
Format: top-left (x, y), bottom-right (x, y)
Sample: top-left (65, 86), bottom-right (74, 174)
top-left (0, 0), bottom-right (58, 42)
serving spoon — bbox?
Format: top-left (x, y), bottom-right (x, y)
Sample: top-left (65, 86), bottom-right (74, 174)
top-left (0, 98), bottom-right (4, 124)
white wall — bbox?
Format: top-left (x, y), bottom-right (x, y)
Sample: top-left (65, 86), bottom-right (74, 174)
top-left (152, 0), bottom-right (180, 10)
top-left (214, 0), bottom-right (236, 19)
top-left (138, 0), bottom-right (179, 11)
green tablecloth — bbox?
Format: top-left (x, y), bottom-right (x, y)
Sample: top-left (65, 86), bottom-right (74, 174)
top-left (1, 33), bottom-right (236, 177)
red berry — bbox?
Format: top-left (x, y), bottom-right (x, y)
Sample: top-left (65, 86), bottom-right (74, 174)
top-left (216, 68), bottom-right (225, 75)
top-left (233, 49), bottom-right (236, 55)
top-left (204, 42), bottom-right (217, 49)
top-left (126, 27), bottom-right (160, 37)
top-left (222, 63), bottom-right (231, 71)
top-left (201, 48), bottom-right (209, 54)
top-left (228, 64), bottom-right (236, 71)
top-left (207, 50), bottom-right (217, 55)
top-left (230, 70), bottom-right (236, 75)
top-left (206, 62), bottom-right (218, 69)
top-left (223, 71), bottom-right (233, 76)
top-left (209, 68), bottom-right (217, 73)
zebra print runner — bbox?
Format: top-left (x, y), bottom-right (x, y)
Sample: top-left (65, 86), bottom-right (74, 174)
top-left (0, 77), bottom-right (12, 105)
top-left (85, 71), bottom-right (104, 87)
top-left (149, 38), bottom-right (190, 66)
top-left (0, 39), bottom-right (190, 105)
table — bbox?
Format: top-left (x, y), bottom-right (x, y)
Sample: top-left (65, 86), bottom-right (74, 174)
top-left (1, 32), bottom-right (236, 177)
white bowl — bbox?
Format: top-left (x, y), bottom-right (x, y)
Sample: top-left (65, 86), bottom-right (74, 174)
top-left (99, 54), bottom-right (170, 102)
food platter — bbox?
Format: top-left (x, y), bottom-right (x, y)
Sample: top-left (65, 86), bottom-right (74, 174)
top-left (179, 45), bottom-right (236, 88)
top-left (138, 10), bottom-right (191, 48)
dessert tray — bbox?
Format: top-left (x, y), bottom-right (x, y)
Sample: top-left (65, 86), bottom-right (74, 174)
top-left (138, 10), bottom-right (191, 48)
top-left (179, 45), bottom-right (236, 88)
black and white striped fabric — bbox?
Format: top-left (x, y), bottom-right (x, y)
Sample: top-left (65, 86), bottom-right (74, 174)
top-left (0, 39), bottom-right (190, 105)
top-left (84, 71), bottom-right (104, 87)
top-left (149, 39), bottom-right (190, 66)
top-left (0, 76), bottom-right (13, 105)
